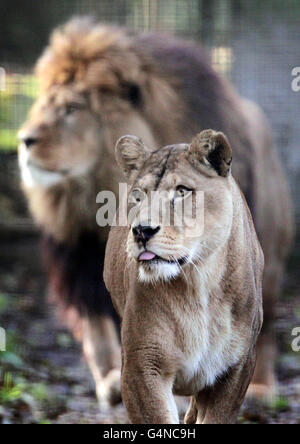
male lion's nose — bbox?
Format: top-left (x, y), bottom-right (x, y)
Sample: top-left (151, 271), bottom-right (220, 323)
top-left (132, 224), bottom-right (160, 244)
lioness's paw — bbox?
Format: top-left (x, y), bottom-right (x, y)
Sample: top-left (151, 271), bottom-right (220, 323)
top-left (175, 396), bottom-right (190, 421)
top-left (184, 397), bottom-right (198, 424)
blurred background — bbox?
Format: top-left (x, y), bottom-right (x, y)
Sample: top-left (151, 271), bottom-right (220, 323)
top-left (0, 0), bottom-right (299, 424)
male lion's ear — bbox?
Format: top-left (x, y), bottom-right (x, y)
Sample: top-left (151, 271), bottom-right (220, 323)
top-left (188, 130), bottom-right (232, 177)
top-left (115, 135), bottom-right (148, 179)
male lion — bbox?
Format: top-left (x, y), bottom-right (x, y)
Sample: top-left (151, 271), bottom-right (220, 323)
top-left (18, 17), bottom-right (293, 406)
top-left (104, 130), bottom-right (264, 424)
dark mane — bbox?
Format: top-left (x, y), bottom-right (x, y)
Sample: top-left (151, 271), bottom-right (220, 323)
top-left (42, 231), bottom-right (119, 326)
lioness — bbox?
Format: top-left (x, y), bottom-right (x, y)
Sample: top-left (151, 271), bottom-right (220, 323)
top-left (104, 130), bottom-right (264, 424)
top-left (18, 18), bottom-right (292, 406)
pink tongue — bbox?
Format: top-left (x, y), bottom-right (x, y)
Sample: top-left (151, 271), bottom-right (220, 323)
top-left (139, 251), bottom-right (156, 261)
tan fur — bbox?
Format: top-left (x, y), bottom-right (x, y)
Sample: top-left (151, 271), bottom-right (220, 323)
top-left (18, 18), bottom-right (293, 406)
top-left (82, 316), bottom-right (121, 408)
top-left (17, 20), bottom-right (184, 408)
top-left (104, 131), bottom-right (264, 424)
top-left (18, 20), bottom-right (183, 243)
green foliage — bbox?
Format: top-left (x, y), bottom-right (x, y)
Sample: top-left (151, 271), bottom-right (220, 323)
top-left (0, 321), bottom-right (65, 422)
top-left (28, 383), bottom-right (50, 402)
top-left (0, 294), bottom-right (9, 312)
top-left (39, 419), bottom-right (52, 424)
top-left (0, 130), bottom-right (17, 150)
top-left (0, 352), bottom-right (24, 369)
top-left (0, 74), bottom-right (37, 152)
top-left (269, 395), bottom-right (290, 412)
top-left (0, 372), bottom-right (24, 403)
top-left (0, 329), bottom-right (26, 371)
top-left (0, 371), bottom-right (58, 423)
top-left (56, 333), bottom-right (73, 348)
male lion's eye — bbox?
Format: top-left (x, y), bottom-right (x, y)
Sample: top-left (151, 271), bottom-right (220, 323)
top-left (176, 186), bottom-right (193, 198)
top-left (65, 103), bottom-right (83, 115)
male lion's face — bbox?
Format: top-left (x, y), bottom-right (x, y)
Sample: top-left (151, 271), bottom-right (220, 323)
top-left (18, 86), bottom-right (102, 188)
top-left (116, 131), bottom-right (233, 283)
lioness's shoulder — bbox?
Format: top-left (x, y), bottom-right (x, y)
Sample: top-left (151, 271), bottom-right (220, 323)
top-left (104, 225), bottom-right (129, 315)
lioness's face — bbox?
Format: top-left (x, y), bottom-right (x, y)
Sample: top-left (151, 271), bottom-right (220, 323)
top-left (18, 86), bottom-right (102, 188)
top-left (116, 131), bottom-right (233, 283)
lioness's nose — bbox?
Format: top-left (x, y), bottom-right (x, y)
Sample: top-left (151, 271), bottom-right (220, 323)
top-left (132, 224), bottom-right (160, 244)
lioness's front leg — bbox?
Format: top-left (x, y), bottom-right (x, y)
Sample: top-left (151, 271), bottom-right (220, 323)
top-left (121, 347), bottom-right (179, 424)
top-left (185, 350), bottom-right (257, 424)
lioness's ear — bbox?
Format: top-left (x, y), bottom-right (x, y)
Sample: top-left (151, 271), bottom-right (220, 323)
top-left (115, 135), bottom-right (148, 180)
top-left (188, 129), bottom-right (232, 177)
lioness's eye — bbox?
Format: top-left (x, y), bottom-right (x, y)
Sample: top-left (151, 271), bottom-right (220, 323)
top-left (130, 189), bottom-right (145, 203)
top-left (176, 186), bottom-right (193, 198)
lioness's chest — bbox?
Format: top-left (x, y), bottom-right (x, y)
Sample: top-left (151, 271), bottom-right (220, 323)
top-left (172, 297), bottom-right (243, 396)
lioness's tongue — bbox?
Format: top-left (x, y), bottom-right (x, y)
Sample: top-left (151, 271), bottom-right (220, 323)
top-left (139, 251), bottom-right (156, 261)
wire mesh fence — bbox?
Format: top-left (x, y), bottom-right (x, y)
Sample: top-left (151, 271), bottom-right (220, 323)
top-left (0, 0), bottom-right (300, 215)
